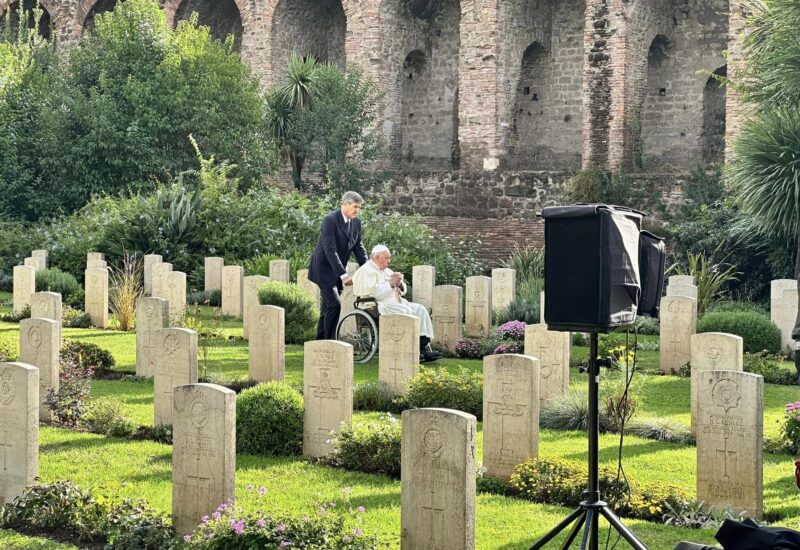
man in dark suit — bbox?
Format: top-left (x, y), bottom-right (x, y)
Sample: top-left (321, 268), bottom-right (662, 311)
top-left (308, 191), bottom-right (369, 339)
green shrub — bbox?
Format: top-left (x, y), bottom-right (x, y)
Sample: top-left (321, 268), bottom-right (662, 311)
top-left (257, 281), bottom-right (318, 344)
top-left (353, 381), bottom-right (398, 412)
top-left (510, 456), bottom-right (691, 523)
top-left (708, 300), bottom-right (768, 316)
top-left (0, 272), bottom-right (12, 291)
top-left (0, 480), bottom-right (174, 548)
top-left (63, 306), bottom-right (91, 328)
top-left (61, 340), bottom-right (116, 377)
top-left (744, 351), bottom-right (798, 385)
top-left (635, 316), bottom-right (660, 335)
top-left (496, 277), bottom-right (542, 325)
top-left (330, 414), bottom-right (401, 478)
top-left (405, 367), bottom-right (483, 419)
top-left (82, 398), bottom-right (137, 437)
top-left (626, 418), bottom-right (695, 445)
top-left (65, 287), bottom-right (85, 309)
top-left (44, 357), bottom-right (94, 427)
top-left (236, 381), bottom-right (303, 456)
top-left (0, 304), bottom-right (30, 322)
top-left (187, 289), bottom-right (221, 306)
top-left (35, 267), bottom-right (79, 296)
top-left (697, 310), bottom-right (782, 353)
top-left (540, 390), bottom-right (615, 433)
top-left (572, 332), bottom-right (587, 346)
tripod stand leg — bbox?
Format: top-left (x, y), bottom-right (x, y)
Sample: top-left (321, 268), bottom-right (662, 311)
top-left (580, 508), bottom-right (596, 550)
top-left (599, 506), bottom-right (649, 550)
top-left (560, 511), bottom-right (587, 550)
top-left (529, 507), bottom-right (585, 550)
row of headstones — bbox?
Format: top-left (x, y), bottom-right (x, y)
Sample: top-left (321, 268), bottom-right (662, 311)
top-left (12, 250), bottom-right (48, 315)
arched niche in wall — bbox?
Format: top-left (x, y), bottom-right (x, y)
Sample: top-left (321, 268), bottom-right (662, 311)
top-left (270, 0), bottom-right (346, 70)
top-left (174, 0), bottom-right (243, 52)
top-left (702, 65), bottom-right (726, 165)
top-left (2, 0), bottom-right (52, 39)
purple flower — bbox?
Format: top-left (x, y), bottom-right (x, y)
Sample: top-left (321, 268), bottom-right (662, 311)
top-left (343, 536), bottom-right (352, 542)
top-left (494, 342), bottom-right (521, 355)
top-left (231, 519), bottom-right (245, 535)
top-left (183, 535), bottom-right (191, 542)
top-left (496, 320), bottom-right (527, 341)
top-left (276, 523), bottom-right (287, 532)
top-left (353, 528), bottom-right (363, 536)
top-left (246, 484), bottom-right (254, 491)
top-left (259, 486), bottom-right (267, 495)
top-left (280, 542), bottom-right (292, 548)
top-left (201, 515), bottom-right (209, 523)
top-left (212, 511), bottom-right (221, 520)
top-left (357, 506), bottom-right (366, 513)
top-left (257, 519), bottom-right (266, 527)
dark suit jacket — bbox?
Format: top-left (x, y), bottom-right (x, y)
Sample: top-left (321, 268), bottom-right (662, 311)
top-left (308, 210), bottom-right (368, 290)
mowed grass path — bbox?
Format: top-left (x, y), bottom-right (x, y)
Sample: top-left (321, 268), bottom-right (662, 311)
top-left (1, 294), bottom-right (799, 548)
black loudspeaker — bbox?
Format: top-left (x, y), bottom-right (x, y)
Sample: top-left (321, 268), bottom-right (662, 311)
top-left (541, 204), bottom-right (643, 333)
top-left (638, 230), bottom-right (666, 318)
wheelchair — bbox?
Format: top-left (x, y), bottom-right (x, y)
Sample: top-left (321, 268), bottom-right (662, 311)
top-left (335, 296), bottom-right (379, 363)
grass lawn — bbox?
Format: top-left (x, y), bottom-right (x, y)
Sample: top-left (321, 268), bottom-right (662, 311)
top-left (1, 292), bottom-right (799, 549)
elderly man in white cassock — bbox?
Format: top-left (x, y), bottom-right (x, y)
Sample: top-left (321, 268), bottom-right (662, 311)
top-left (353, 244), bottom-right (442, 362)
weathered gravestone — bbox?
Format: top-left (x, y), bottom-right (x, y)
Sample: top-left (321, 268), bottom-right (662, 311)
top-left (172, 383), bottom-right (235, 535)
top-left (84, 267), bottom-right (109, 329)
top-left (248, 305), bottom-right (285, 382)
top-left (0, 362), bottom-right (38, 507)
top-left (666, 284), bottom-right (699, 300)
top-left (659, 296), bottom-right (697, 373)
top-left (19, 318), bottom-right (58, 422)
top-left (483, 354), bottom-right (539, 479)
top-left (775, 288), bottom-right (799, 352)
top-left (401, 408), bottom-right (476, 550)
top-left (296, 269), bottom-right (320, 310)
top-left (696, 370), bottom-right (763, 519)
top-left (151, 263), bottom-right (172, 300)
top-left (24, 257), bottom-right (43, 271)
top-left (269, 259), bottom-right (290, 284)
top-left (136, 297), bottom-right (169, 378)
top-left (379, 314), bottom-right (420, 396)
top-left (337, 262), bottom-right (361, 333)
top-left (153, 328), bottom-right (198, 426)
top-left (303, 340), bottom-right (353, 458)
top-left (13, 265), bottom-right (35, 315)
top-left (524, 324), bottom-right (570, 402)
top-left (464, 276), bottom-right (492, 338)
top-left (669, 275), bottom-right (696, 287)
top-left (31, 249), bottom-right (48, 269)
top-left (771, 279), bottom-right (797, 324)
top-left (432, 285), bottom-right (463, 353)
top-left (143, 254), bottom-right (162, 296)
top-left (491, 268), bottom-right (516, 312)
top-left (86, 252), bottom-right (105, 263)
top-left (87, 260), bottom-right (107, 270)
top-left (166, 271), bottom-right (187, 321)
top-left (31, 292), bottom-right (61, 327)
top-left (242, 275), bottom-right (269, 340)
top-left (690, 332), bottom-right (743, 435)
top-left (221, 266), bottom-right (243, 317)
top-left (204, 257), bottom-right (224, 293)
top-left (412, 265), bottom-right (435, 311)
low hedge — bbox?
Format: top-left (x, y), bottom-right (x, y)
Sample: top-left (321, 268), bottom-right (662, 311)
top-left (697, 310), bottom-right (782, 353)
top-left (236, 381), bottom-right (304, 456)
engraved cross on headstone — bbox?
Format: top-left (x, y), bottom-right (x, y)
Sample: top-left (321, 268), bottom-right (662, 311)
top-left (0, 431), bottom-right (13, 471)
top-left (185, 438), bottom-right (212, 512)
top-left (436, 304), bottom-right (455, 325)
top-left (537, 342), bottom-right (554, 379)
top-left (716, 439), bottom-right (738, 481)
top-left (422, 482), bottom-right (446, 548)
top-left (488, 383), bottom-right (525, 460)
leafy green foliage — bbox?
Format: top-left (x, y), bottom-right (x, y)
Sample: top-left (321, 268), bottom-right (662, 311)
top-left (669, 247), bottom-right (738, 315)
top-left (257, 281), bottom-right (318, 344)
top-left (82, 398), bottom-right (137, 437)
top-left (44, 357), bottom-right (94, 426)
top-left (61, 340), bottom-right (116, 377)
top-left (236, 382), bottom-right (304, 457)
top-left (697, 310), bottom-right (782, 353)
top-left (626, 418), bottom-right (694, 445)
top-left (404, 367), bottom-right (483, 419)
top-left (35, 267), bottom-right (78, 295)
top-left (744, 351), bottom-right (798, 385)
top-left (330, 414), bottom-right (401, 478)
top-left (188, 289), bottom-right (221, 307)
top-left (353, 381), bottom-right (400, 412)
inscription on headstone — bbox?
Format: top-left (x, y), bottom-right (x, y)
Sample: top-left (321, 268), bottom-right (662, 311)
top-left (660, 296), bottom-right (697, 373)
top-left (143, 254), bottom-right (163, 296)
top-left (0, 362), bottom-right (38, 507)
top-left (84, 267), bottom-right (109, 329)
top-left (13, 265), bottom-right (35, 315)
top-left (204, 257), bottom-right (224, 293)
top-left (491, 268), bottom-right (516, 312)
top-left (464, 276), bottom-right (492, 338)
top-left (31, 249), bottom-right (48, 269)
top-left (136, 297), bottom-right (169, 378)
top-left (166, 271), bottom-right (187, 321)
top-left (690, 332), bottom-right (743, 435)
top-left (432, 285), bottom-right (463, 353)
top-left (248, 305), bottom-right (285, 382)
top-left (269, 259), bottom-right (290, 284)
top-left (221, 266), bottom-right (243, 317)
top-left (19, 318), bottom-right (58, 422)
top-left (303, 341), bottom-right (353, 458)
top-left (153, 328), bottom-right (198, 426)
top-left (243, 275), bottom-right (268, 340)
top-left (412, 265), bottom-right (436, 311)
top-left (150, 263), bottom-right (173, 300)
top-left (524, 324), bottom-right (570, 402)
top-left (379, 314), bottom-right (420, 396)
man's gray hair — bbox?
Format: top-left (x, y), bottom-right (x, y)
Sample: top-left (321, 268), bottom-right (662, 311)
top-left (341, 191), bottom-right (364, 205)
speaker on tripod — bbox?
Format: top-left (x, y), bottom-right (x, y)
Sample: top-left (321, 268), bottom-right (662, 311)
top-left (532, 204), bottom-right (665, 550)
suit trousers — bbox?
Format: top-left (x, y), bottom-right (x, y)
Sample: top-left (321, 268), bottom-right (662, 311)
top-left (317, 283), bottom-right (343, 340)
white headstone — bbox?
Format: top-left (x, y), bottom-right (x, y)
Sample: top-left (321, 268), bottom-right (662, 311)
top-left (19, 318), bottom-right (58, 422)
top-left (491, 268), bottom-right (516, 312)
top-left (136, 297), bottom-right (169, 378)
top-left (248, 305), bottom-right (285, 382)
top-left (24, 257), bottom-right (43, 272)
top-left (539, 290), bottom-right (545, 324)
top-left (151, 263), bottom-right (173, 300)
top-left (204, 257), bottom-right (224, 293)
top-left (12, 265), bottom-right (35, 315)
top-left (483, 354), bottom-right (540, 479)
top-left (690, 332), bottom-right (743, 435)
top-left (666, 284), bottom-right (699, 300)
top-left (524, 324), bottom-right (570, 402)
top-left (432, 285), bottom-right (463, 353)
top-left (31, 249), bottom-right (48, 269)
top-left (31, 292), bottom-right (62, 348)
top-left (379, 314), bottom-right (420, 396)
top-left (296, 269), bottom-right (320, 310)
top-left (303, 340), bottom-right (353, 458)
top-left (775, 288), bottom-right (798, 352)
top-left (669, 275), bottom-right (696, 287)
top-left (269, 259), bottom-right (290, 284)
top-left (87, 259), bottom-right (107, 269)
top-left (221, 266), bottom-right (243, 317)
top-left (464, 276), bottom-right (492, 338)
top-left (771, 279), bottom-right (797, 323)
top-left (86, 252), bottom-right (105, 263)
top-left (401, 408), bottom-right (476, 550)
top-left (172, 383), bottom-right (235, 535)
top-left (412, 265), bottom-right (436, 311)
top-left (659, 296), bottom-right (697, 373)
top-left (84, 267), bottom-right (109, 329)
top-left (153, 328), bottom-right (198, 426)
top-left (696, 370), bottom-right (763, 519)
top-left (0, 362), bottom-right (38, 507)
top-left (166, 271), bottom-right (187, 321)
top-left (143, 254), bottom-right (162, 296)
top-left (242, 275), bottom-right (268, 340)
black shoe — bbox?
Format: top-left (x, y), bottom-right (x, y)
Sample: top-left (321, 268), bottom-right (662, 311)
top-left (422, 349), bottom-right (442, 362)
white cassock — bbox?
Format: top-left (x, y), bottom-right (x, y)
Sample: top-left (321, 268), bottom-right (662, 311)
top-left (352, 260), bottom-right (434, 339)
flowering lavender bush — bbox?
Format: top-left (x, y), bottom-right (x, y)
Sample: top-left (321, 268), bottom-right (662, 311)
top-left (182, 497), bottom-right (377, 549)
top-left (493, 342), bottom-right (522, 355)
top-left (453, 338), bottom-right (484, 359)
top-left (495, 320), bottom-right (527, 342)
top-left (780, 401), bottom-right (800, 455)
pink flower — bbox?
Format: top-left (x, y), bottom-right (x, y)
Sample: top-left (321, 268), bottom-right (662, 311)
top-left (183, 535), bottom-right (191, 542)
top-left (357, 506), bottom-right (366, 513)
top-left (259, 486), bottom-right (267, 495)
top-left (277, 523), bottom-right (286, 532)
top-left (257, 519), bottom-right (266, 527)
top-left (280, 542), bottom-right (291, 548)
top-left (343, 536), bottom-right (352, 542)
top-left (212, 511), bottom-right (221, 520)
top-left (201, 515), bottom-right (209, 523)
top-left (230, 519), bottom-right (245, 535)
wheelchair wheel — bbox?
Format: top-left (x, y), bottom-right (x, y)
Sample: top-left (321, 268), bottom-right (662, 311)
top-left (336, 310), bottom-right (378, 364)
